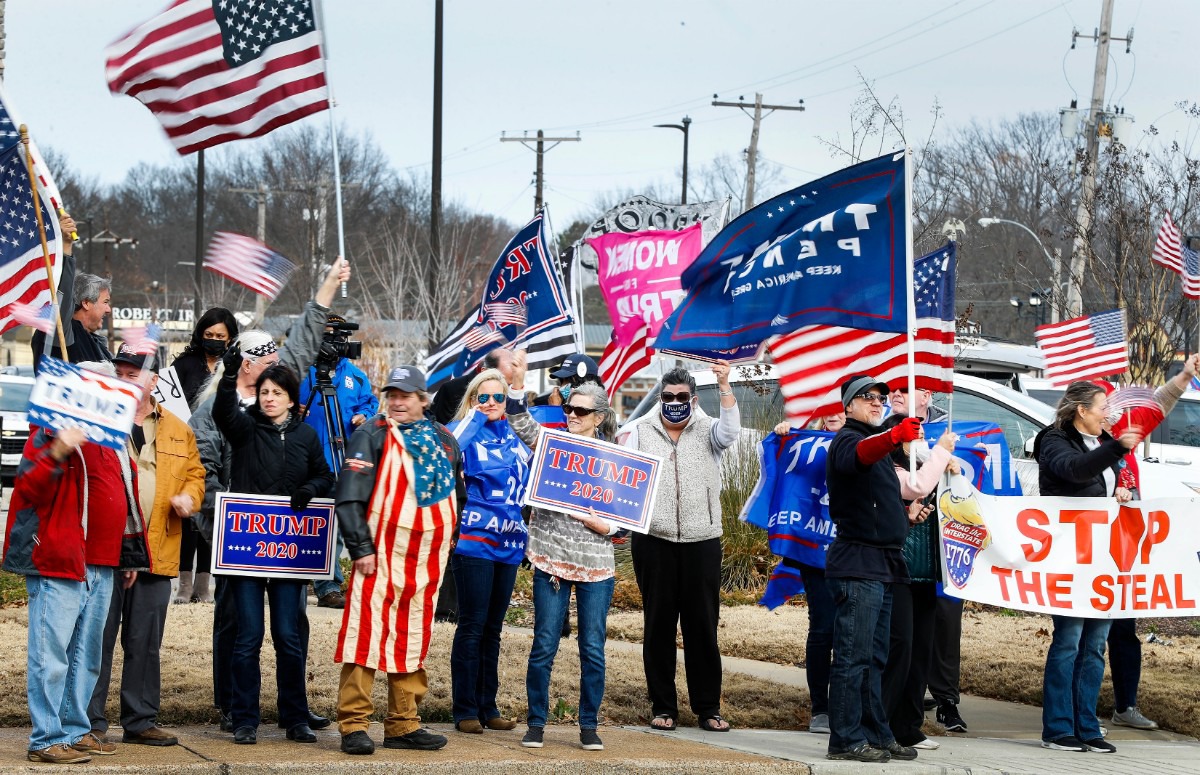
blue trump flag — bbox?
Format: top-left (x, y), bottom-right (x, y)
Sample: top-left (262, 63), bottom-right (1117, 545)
top-left (656, 151), bottom-right (909, 355)
top-left (425, 209), bottom-right (577, 391)
top-left (924, 421), bottom-right (1022, 496)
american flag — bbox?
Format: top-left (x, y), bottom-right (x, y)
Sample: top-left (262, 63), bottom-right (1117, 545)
top-left (1151, 213), bottom-right (1200, 299)
top-left (7, 301), bottom-right (56, 334)
top-left (0, 85), bottom-right (65, 335)
top-left (204, 231), bottom-right (295, 299)
top-left (1036, 309), bottom-right (1129, 387)
top-left (483, 301), bottom-right (528, 328)
top-left (768, 244), bottom-right (957, 425)
top-left (460, 324), bottom-right (507, 352)
top-left (599, 324), bottom-right (654, 392)
top-left (123, 323), bottom-right (164, 354)
top-left (105, 0), bottom-right (330, 155)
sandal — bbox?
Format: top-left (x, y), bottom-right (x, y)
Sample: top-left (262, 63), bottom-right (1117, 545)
top-left (699, 715), bottom-right (731, 732)
top-left (649, 714), bottom-right (677, 731)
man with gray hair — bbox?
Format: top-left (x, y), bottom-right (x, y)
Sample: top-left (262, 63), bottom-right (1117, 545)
top-left (32, 272), bottom-right (113, 372)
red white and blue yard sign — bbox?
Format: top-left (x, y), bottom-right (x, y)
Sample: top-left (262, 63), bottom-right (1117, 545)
top-left (213, 493), bottom-right (337, 579)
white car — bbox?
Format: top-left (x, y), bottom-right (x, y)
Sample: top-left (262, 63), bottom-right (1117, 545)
top-left (0, 375), bottom-right (34, 481)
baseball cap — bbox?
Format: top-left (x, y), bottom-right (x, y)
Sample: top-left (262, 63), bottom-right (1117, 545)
top-left (112, 342), bottom-right (153, 370)
top-left (840, 374), bottom-right (890, 408)
top-left (383, 365), bottom-right (426, 392)
top-left (550, 353), bottom-right (599, 380)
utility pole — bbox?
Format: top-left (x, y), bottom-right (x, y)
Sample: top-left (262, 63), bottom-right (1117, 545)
top-left (193, 150), bottom-right (204, 321)
top-left (229, 185), bottom-right (270, 325)
top-left (1064, 0), bottom-right (1132, 317)
top-left (500, 129), bottom-right (580, 213)
top-left (429, 0), bottom-right (443, 351)
top-left (712, 93), bottom-right (805, 210)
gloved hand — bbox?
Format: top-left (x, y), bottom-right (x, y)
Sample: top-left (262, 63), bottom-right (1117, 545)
top-left (222, 343), bottom-right (243, 375)
top-left (888, 416), bottom-right (923, 445)
top-left (291, 486), bottom-right (315, 512)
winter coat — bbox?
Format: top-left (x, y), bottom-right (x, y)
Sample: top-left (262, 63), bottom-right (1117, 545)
top-left (212, 375), bottom-right (335, 502)
top-left (826, 417), bottom-right (909, 549)
top-left (447, 411), bottom-right (532, 564)
top-left (170, 349), bottom-right (212, 410)
top-left (1033, 424), bottom-right (1124, 498)
top-left (298, 358), bottom-right (380, 471)
top-left (621, 404), bottom-right (741, 543)
top-left (138, 403), bottom-right (207, 577)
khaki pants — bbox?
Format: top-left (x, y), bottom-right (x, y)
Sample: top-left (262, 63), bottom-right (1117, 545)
top-left (337, 663), bottom-right (427, 737)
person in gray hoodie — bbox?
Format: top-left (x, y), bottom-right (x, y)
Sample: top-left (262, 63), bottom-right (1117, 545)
top-left (621, 362), bottom-right (739, 733)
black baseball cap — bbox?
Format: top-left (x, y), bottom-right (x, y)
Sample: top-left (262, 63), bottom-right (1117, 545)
top-left (112, 342), bottom-right (153, 370)
top-left (383, 365), bottom-right (426, 392)
top-left (840, 374), bottom-right (889, 408)
top-left (550, 353), bottom-right (599, 380)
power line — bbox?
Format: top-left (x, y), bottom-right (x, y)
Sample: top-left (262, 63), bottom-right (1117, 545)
top-left (499, 130), bottom-right (581, 214)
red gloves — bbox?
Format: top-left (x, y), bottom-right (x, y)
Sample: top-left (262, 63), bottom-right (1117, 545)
top-left (855, 417), bottom-right (922, 466)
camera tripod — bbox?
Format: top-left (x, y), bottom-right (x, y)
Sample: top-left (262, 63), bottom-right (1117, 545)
top-left (300, 367), bottom-right (348, 478)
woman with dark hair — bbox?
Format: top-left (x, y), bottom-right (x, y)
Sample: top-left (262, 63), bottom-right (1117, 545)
top-left (213, 351), bottom-right (335, 746)
top-left (171, 307), bottom-right (239, 604)
top-left (508, 379), bottom-right (621, 751)
top-left (1032, 381), bottom-right (1141, 754)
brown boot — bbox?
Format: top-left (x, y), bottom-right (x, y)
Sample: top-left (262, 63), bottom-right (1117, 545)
top-left (192, 572), bottom-right (214, 603)
top-left (173, 572), bottom-right (193, 604)
top-left (28, 744), bottom-right (91, 763)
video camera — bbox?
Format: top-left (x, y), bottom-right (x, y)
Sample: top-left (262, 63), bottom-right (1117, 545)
top-left (315, 319), bottom-right (362, 380)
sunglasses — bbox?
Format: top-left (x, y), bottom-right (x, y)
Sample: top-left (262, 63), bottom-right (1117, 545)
top-left (562, 404), bottom-right (597, 417)
top-left (856, 392), bottom-right (887, 404)
top-left (476, 393), bottom-right (506, 405)
top-left (660, 391), bottom-right (692, 403)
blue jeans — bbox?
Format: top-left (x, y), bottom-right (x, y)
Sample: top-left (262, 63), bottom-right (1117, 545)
top-left (1043, 615), bottom-right (1112, 742)
top-left (827, 578), bottom-right (894, 753)
top-left (799, 564), bottom-right (834, 716)
top-left (526, 569), bottom-right (615, 729)
top-left (228, 577), bottom-right (310, 730)
top-left (450, 554), bottom-right (519, 724)
top-left (26, 567), bottom-right (114, 751)
top-left (314, 532), bottom-right (345, 599)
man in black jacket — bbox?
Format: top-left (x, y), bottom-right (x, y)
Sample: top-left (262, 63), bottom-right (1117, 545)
top-left (824, 375), bottom-right (922, 763)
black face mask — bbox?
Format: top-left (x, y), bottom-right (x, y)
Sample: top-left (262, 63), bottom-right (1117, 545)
top-left (201, 339), bottom-right (228, 357)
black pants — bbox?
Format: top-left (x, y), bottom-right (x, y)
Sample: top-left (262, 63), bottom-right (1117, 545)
top-left (927, 595), bottom-right (963, 705)
top-left (178, 520), bottom-right (212, 574)
top-left (88, 573), bottom-right (173, 734)
top-left (882, 581), bottom-right (937, 745)
top-left (631, 533), bottom-right (723, 720)
top-left (1108, 618), bottom-right (1141, 710)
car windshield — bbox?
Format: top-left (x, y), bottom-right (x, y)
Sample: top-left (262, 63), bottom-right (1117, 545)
top-left (0, 381), bottom-right (32, 412)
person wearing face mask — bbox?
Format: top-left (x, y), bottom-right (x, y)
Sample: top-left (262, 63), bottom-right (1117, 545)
top-left (620, 363), bottom-right (739, 733)
top-left (170, 308), bottom-right (239, 605)
top-left (544, 353), bottom-right (602, 406)
top-left (445, 366), bottom-right (532, 735)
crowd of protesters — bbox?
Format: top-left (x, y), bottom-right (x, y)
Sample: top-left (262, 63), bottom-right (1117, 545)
top-left (0, 224), bottom-right (1185, 761)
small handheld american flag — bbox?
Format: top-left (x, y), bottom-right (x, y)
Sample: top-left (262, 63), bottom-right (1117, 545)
top-left (122, 323), bottom-right (163, 355)
top-left (204, 232), bottom-right (296, 300)
top-left (7, 301), bottom-right (56, 334)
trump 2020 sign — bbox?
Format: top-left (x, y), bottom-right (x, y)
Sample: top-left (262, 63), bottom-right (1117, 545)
top-left (523, 428), bottom-right (662, 534)
top-left (213, 493), bottom-right (337, 580)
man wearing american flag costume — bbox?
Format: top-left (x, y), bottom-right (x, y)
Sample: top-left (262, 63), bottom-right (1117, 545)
top-left (333, 365), bottom-right (465, 756)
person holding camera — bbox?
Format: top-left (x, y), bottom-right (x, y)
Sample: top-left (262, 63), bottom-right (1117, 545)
top-left (298, 313), bottom-right (378, 609)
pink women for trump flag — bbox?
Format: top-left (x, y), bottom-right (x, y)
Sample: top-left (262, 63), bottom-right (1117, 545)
top-left (105, 0), bottom-right (329, 155)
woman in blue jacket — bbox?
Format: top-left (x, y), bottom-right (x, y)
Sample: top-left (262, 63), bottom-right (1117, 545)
top-left (446, 366), bottom-right (531, 734)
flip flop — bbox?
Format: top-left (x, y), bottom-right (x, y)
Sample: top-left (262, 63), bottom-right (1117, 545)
top-left (650, 714), bottom-right (677, 731)
top-left (699, 715), bottom-right (731, 732)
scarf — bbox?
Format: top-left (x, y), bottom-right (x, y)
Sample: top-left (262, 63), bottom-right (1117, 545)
top-left (393, 418), bottom-right (455, 507)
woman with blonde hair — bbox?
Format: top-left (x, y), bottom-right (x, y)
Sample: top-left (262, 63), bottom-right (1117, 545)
top-left (446, 362), bottom-right (531, 734)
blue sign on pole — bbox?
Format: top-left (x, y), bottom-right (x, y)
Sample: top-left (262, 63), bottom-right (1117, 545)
top-left (212, 493), bottom-right (337, 579)
top-left (523, 428), bottom-right (663, 534)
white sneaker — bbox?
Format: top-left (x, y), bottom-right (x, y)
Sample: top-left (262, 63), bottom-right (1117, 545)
top-left (911, 737), bottom-right (940, 750)
top-left (808, 713), bottom-right (830, 734)
top-left (1112, 706), bottom-right (1159, 730)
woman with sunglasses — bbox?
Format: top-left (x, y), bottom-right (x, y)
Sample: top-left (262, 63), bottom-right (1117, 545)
top-left (446, 364), bottom-right (532, 735)
top-left (506, 374), bottom-right (620, 751)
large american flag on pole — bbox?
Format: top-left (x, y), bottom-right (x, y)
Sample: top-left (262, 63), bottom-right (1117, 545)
top-left (768, 244), bottom-right (957, 426)
top-left (104, 0), bottom-right (330, 155)
top-left (599, 324), bottom-right (654, 392)
top-left (204, 231), bottom-right (296, 299)
top-left (1151, 213), bottom-right (1200, 299)
top-left (0, 85), bottom-right (65, 335)
top-left (1035, 309), bottom-right (1129, 387)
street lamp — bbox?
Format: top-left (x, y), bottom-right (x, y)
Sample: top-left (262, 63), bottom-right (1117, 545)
top-left (1010, 290), bottom-right (1049, 328)
top-left (978, 217), bottom-right (1063, 324)
top-left (653, 116), bottom-right (691, 204)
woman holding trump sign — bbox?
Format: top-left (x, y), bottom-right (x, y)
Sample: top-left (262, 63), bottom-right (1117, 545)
top-left (446, 359), bottom-right (531, 735)
top-left (212, 347), bottom-right (334, 746)
top-left (1032, 381), bottom-right (1142, 754)
top-left (507, 361), bottom-right (621, 752)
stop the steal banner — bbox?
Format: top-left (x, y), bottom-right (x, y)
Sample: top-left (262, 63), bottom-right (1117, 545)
top-left (938, 474), bottom-right (1200, 618)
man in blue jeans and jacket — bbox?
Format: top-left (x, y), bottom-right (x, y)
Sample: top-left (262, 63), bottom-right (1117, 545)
top-left (824, 375), bottom-right (922, 763)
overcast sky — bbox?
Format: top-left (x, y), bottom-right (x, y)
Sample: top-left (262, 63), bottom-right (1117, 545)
top-left (6, 1), bottom-right (1198, 235)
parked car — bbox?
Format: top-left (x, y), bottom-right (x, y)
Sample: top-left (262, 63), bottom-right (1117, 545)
top-left (0, 375), bottom-right (34, 481)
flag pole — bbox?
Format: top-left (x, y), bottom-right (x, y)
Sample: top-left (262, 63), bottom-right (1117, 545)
top-left (314, 0), bottom-right (347, 299)
top-left (20, 126), bottom-right (69, 358)
top-left (904, 147), bottom-right (918, 486)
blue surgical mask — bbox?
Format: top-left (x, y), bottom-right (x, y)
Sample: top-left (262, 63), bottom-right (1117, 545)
top-left (661, 400), bottom-right (692, 424)
top-left (558, 385), bottom-right (572, 402)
